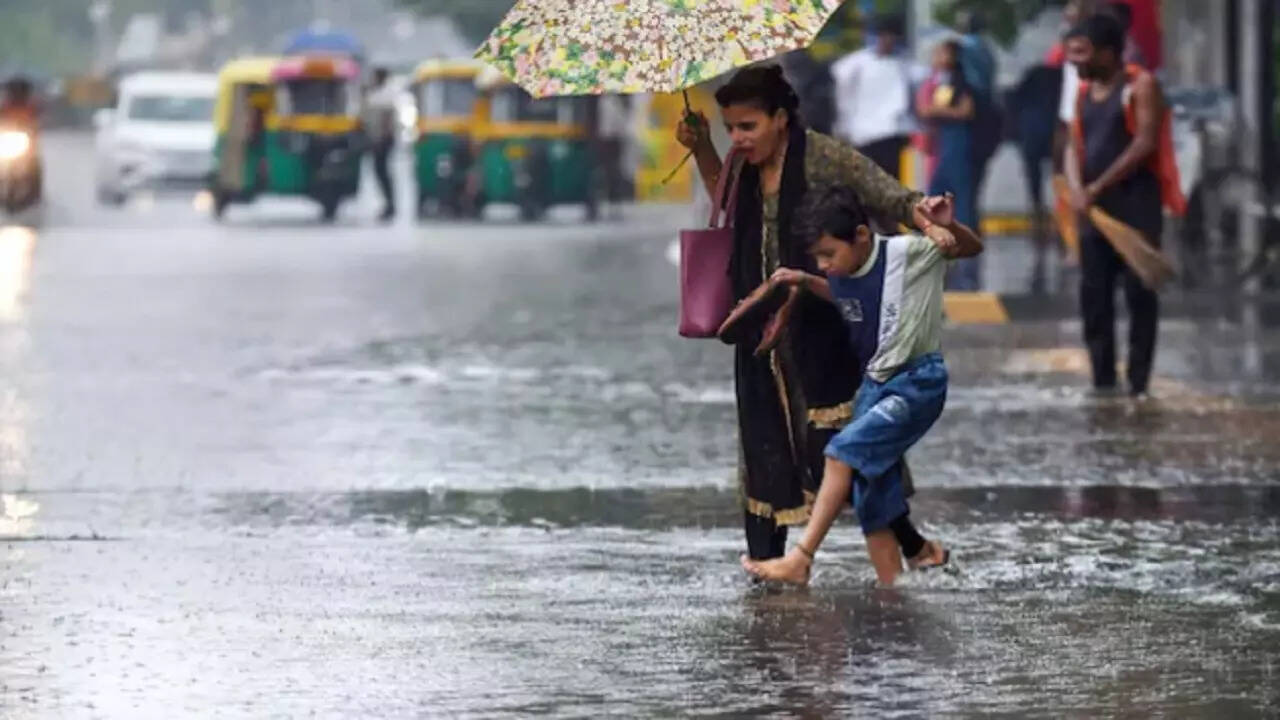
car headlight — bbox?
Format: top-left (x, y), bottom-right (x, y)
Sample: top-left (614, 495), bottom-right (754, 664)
top-left (0, 131), bottom-right (31, 160)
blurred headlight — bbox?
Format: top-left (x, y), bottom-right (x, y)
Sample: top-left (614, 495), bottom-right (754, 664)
top-left (0, 131), bottom-right (32, 160)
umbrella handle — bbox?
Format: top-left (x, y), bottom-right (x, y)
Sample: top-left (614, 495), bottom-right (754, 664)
top-left (682, 89), bottom-right (700, 129)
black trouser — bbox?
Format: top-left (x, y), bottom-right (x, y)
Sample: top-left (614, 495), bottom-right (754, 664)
top-left (372, 141), bottom-right (394, 214)
top-left (856, 136), bottom-right (910, 180)
top-left (1080, 223), bottom-right (1159, 393)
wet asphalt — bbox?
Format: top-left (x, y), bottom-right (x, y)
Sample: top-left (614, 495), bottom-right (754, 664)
top-left (0, 132), bottom-right (1278, 718)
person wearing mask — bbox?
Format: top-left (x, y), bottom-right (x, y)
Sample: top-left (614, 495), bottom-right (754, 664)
top-left (1064, 13), bottom-right (1179, 397)
top-left (829, 14), bottom-right (916, 180)
top-left (364, 67), bottom-right (399, 222)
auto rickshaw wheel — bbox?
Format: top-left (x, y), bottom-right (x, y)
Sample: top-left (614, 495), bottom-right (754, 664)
top-left (519, 200), bottom-right (545, 223)
top-left (416, 189), bottom-right (433, 220)
top-left (319, 197), bottom-right (340, 223)
top-left (211, 190), bottom-right (230, 221)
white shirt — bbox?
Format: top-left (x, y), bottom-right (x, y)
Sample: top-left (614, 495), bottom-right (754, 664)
top-left (1058, 61), bottom-right (1080, 123)
top-left (830, 48), bottom-right (917, 147)
top-left (365, 84), bottom-right (399, 143)
top-left (846, 234), bottom-right (949, 383)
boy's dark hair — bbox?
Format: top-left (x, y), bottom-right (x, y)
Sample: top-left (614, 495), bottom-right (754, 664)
top-left (1066, 13), bottom-right (1126, 57)
top-left (812, 186), bottom-right (871, 245)
top-left (714, 64), bottom-right (800, 120)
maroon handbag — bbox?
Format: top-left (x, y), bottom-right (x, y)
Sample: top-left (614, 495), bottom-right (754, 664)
top-left (678, 151), bottom-right (743, 338)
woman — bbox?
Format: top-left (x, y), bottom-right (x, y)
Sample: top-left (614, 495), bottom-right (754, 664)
top-left (676, 66), bottom-right (954, 563)
top-left (917, 40), bottom-right (981, 290)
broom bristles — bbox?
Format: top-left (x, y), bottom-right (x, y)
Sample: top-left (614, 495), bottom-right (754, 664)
top-left (1048, 176), bottom-right (1174, 291)
top-left (1088, 207), bottom-right (1175, 291)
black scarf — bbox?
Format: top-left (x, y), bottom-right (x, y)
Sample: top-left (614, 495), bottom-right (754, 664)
top-left (729, 122), bottom-right (860, 409)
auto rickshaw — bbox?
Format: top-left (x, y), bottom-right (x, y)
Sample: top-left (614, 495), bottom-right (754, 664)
top-left (210, 55), bottom-right (364, 222)
top-left (474, 71), bottom-right (597, 222)
top-left (411, 59), bottom-right (485, 219)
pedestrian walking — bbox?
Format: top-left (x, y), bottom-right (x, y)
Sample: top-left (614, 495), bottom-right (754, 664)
top-left (917, 40), bottom-right (981, 290)
top-left (829, 14), bottom-right (916, 180)
top-left (1064, 13), bottom-right (1181, 397)
top-left (674, 66), bottom-right (954, 564)
top-left (365, 67), bottom-right (399, 222)
top-left (596, 94), bottom-right (631, 220)
top-left (742, 186), bottom-right (982, 586)
top-left (955, 11), bottom-right (1002, 217)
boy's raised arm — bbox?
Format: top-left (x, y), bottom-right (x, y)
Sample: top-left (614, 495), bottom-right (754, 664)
top-left (936, 219), bottom-right (984, 259)
top-left (771, 268), bottom-right (834, 303)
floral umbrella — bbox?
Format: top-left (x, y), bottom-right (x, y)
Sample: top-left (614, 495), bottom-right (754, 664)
top-left (475, 0), bottom-right (846, 98)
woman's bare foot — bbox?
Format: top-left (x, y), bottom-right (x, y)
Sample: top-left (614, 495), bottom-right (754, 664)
top-left (741, 548), bottom-right (812, 586)
top-left (908, 540), bottom-right (950, 571)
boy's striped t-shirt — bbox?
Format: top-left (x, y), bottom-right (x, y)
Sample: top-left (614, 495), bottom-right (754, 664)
top-left (827, 234), bottom-right (949, 383)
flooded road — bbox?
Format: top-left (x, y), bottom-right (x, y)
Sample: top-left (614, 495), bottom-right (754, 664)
top-left (1, 133), bottom-right (1278, 718)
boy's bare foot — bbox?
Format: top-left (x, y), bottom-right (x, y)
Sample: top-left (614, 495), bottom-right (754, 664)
top-left (741, 548), bottom-right (812, 586)
top-left (908, 540), bottom-right (950, 571)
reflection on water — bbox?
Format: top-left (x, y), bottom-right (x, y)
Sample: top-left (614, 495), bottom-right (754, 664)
top-left (0, 226), bottom-right (33, 485)
top-left (208, 484), bottom-right (1280, 531)
top-left (0, 225), bottom-right (35, 321)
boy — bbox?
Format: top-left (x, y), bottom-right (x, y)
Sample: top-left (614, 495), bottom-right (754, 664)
top-left (742, 187), bottom-right (983, 586)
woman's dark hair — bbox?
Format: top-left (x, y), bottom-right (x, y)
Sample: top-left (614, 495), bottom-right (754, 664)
top-left (812, 186), bottom-right (871, 245)
top-left (937, 39), bottom-right (963, 68)
top-left (935, 40), bottom-right (971, 106)
top-left (714, 64), bottom-right (800, 120)
top-left (1066, 13), bottom-right (1126, 56)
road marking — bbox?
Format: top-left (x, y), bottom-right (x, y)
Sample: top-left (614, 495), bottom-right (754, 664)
top-left (944, 292), bottom-right (1010, 325)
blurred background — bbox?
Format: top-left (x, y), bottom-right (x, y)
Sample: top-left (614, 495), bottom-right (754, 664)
top-left (3, 1), bottom-right (1276, 237)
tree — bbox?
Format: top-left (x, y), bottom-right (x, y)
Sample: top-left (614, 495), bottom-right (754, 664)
top-left (932, 0), bottom-right (1065, 47)
top-left (394, 0), bottom-right (511, 44)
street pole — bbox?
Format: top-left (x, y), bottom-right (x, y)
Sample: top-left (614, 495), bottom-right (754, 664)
top-left (89, 0), bottom-right (113, 76)
top-left (1238, 0), bottom-right (1263, 296)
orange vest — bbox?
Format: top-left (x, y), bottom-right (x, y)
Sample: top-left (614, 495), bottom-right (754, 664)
top-left (1071, 64), bottom-right (1186, 217)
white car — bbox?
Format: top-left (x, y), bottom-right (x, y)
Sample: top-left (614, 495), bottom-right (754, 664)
top-left (94, 72), bottom-right (218, 205)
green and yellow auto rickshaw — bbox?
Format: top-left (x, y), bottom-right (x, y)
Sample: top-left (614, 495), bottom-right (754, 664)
top-left (411, 59), bottom-right (486, 219)
top-left (474, 72), bottom-right (597, 222)
top-left (210, 55), bottom-right (364, 222)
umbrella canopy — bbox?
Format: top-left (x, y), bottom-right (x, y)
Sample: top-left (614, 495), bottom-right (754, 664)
top-left (476, 0), bottom-right (845, 98)
top-left (284, 29), bottom-right (366, 59)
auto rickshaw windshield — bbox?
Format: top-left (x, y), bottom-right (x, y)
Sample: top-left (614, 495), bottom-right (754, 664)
top-left (127, 95), bottom-right (216, 122)
top-left (417, 78), bottom-right (477, 118)
top-left (275, 79), bottom-right (359, 116)
top-left (490, 87), bottom-right (561, 124)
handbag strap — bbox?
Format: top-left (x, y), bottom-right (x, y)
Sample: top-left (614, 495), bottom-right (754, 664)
top-left (709, 149), bottom-right (744, 229)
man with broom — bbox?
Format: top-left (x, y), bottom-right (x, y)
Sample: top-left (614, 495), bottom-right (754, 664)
top-left (1064, 12), bottom-right (1183, 398)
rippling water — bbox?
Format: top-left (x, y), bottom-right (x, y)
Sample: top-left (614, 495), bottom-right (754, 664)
top-left (3, 163), bottom-right (1279, 716)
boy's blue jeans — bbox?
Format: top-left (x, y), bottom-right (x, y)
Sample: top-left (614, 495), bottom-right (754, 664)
top-left (824, 353), bottom-right (948, 534)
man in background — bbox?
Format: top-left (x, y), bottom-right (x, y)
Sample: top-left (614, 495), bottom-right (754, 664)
top-left (1064, 13), bottom-right (1168, 398)
top-left (829, 14), bottom-right (916, 180)
top-left (365, 67), bottom-right (399, 222)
